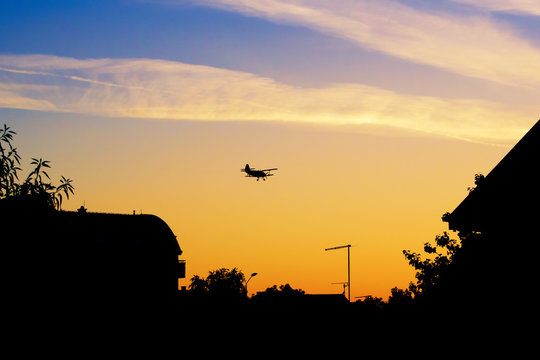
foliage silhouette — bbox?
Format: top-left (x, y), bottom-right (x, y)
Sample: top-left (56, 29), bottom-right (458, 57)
top-left (396, 172), bottom-right (495, 312)
top-left (387, 286), bottom-right (414, 308)
top-left (250, 283), bottom-right (305, 305)
top-left (187, 267), bottom-right (248, 304)
top-left (467, 173), bottom-right (485, 192)
top-left (352, 295), bottom-right (385, 316)
top-left (0, 124), bottom-right (21, 197)
top-left (402, 231), bottom-right (461, 299)
top-left (0, 124), bottom-right (74, 210)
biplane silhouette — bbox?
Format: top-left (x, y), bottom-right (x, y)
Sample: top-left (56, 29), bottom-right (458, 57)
top-left (241, 164), bottom-right (277, 181)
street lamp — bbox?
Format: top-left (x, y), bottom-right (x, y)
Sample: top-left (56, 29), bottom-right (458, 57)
top-left (246, 272), bottom-right (258, 294)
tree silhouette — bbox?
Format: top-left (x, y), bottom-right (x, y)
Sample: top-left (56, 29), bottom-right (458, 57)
top-left (402, 231), bottom-right (461, 300)
top-left (353, 295), bottom-right (385, 313)
top-left (387, 287), bottom-right (414, 311)
top-left (397, 173), bottom-right (490, 311)
top-left (253, 283), bottom-right (305, 298)
top-left (188, 267), bottom-right (248, 304)
top-left (249, 283), bottom-right (306, 306)
top-left (0, 124), bottom-right (74, 210)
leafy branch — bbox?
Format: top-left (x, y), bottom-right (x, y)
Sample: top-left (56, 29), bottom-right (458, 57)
top-left (0, 124), bottom-right (22, 197)
top-left (403, 231), bottom-right (461, 298)
top-left (0, 124), bottom-right (74, 210)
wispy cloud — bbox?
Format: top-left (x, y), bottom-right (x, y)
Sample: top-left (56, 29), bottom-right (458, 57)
top-left (190, 0), bottom-right (540, 87)
top-left (0, 83), bottom-right (57, 111)
top-left (453, 0), bottom-right (540, 16)
top-left (0, 54), bottom-right (534, 144)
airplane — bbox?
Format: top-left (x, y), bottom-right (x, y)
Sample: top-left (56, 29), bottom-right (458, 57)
top-left (241, 164), bottom-right (278, 181)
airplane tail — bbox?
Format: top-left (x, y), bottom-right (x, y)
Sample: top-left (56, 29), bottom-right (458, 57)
top-left (245, 164), bottom-right (250, 172)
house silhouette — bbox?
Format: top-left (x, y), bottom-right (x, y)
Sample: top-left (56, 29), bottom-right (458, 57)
top-left (447, 119), bottom-right (539, 233)
top-left (444, 119), bottom-right (539, 309)
top-left (2, 199), bottom-right (184, 306)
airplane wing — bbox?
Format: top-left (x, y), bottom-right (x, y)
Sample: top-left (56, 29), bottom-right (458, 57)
top-left (261, 168), bottom-right (278, 172)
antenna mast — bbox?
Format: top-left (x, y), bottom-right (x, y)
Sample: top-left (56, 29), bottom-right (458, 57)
top-left (325, 244), bottom-right (351, 301)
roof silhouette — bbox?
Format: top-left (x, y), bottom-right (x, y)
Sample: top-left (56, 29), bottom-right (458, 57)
top-left (2, 200), bottom-right (183, 304)
top-left (50, 209), bottom-right (182, 254)
top-left (447, 119), bottom-right (540, 233)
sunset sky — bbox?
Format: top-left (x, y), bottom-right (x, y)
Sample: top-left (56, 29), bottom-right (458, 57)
top-left (1, 0), bottom-right (538, 300)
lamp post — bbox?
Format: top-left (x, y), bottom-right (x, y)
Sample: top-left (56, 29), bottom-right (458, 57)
top-left (245, 272), bottom-right (258, 295)
top-left (325, 245), bottom-right (351, 301)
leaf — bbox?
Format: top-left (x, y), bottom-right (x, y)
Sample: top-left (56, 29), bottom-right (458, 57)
top-left (56, 193), bottom-right (63, 210)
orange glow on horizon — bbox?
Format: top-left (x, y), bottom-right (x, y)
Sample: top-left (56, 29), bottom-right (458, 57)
top-left (6, 113), bottom-right (511, 300)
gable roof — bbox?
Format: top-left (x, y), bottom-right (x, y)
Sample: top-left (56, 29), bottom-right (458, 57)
top-left (447, 119), bottom-right (540, 233)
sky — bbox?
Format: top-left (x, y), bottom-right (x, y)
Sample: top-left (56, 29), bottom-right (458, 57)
top-left (1, 0), bottom-right (538, 300)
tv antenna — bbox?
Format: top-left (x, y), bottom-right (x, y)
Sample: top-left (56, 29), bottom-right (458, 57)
top-left (325, 244), bottom-right (351, 301)
top-left (331, 282), bottom-right (349, 296)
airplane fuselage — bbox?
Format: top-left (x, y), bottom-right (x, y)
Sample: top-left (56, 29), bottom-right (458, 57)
top-left (246, 169), bottom-right (266, 178)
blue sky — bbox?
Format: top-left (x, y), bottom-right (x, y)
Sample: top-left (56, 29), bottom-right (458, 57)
top-left (0, 1), bottom-right (336, 72)
top-left (3, 1), bottom-right (540, 104)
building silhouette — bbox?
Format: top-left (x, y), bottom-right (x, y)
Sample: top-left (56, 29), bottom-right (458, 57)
top-left (2, 199), bottom-right (184, 306)
top-left (444, 119), bottom-right (539, 309)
